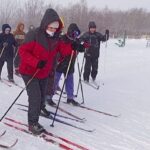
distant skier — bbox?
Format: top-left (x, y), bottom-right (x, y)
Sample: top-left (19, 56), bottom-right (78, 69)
top-left (0, 24), bottom-right (17, 82)
top-left (13, 22), bottom-right (25, 76)
top-left (80, 21), bottom-right (109, 82)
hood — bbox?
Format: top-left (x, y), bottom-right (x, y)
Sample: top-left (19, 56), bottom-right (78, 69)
top-left (2, 24), bottom-right (11, 33)
top-left (88, 21), bottom-right (96, 29)
top-left (40, 8), bottom-right (63, 32)
top-left (13, 22), bottom-right (25, 35)
top-left (67, 23), bottom-right (80, 39)
top-left (16, 22), bottom-right (24, 32)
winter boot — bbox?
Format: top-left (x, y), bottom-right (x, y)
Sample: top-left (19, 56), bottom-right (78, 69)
top-left (67, 99), bottom-right (80, 106)
top-left (47, 99), bottom-right (56, 106)
top-left (84, 77), bottom-right (89, 83)
top-left (41, 107), bottom-right (53, 118)
top-left (29, 122), bottom-right (45, 135)
top-left (9, 78), bottom-right (14, 83)
top-left (8, 75), bottom-right (14, 83)
top-left (92, 77), bottom-right (96, 81)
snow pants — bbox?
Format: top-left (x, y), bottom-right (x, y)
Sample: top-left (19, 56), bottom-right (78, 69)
top-left (22, 75), bottom-right (48, 125)
top-left (83, 56), bottom-right (98, 81)
top-left (0, 58), bottom-right (13, 79)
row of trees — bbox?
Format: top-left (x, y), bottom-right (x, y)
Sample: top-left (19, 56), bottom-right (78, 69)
top-left (0, 0), bottom-right (150, 38)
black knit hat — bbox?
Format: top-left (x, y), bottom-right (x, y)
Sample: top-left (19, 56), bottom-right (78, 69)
top-left (88, 21), bottom-right (96, 28)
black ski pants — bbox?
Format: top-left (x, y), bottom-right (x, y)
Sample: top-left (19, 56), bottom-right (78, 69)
top-left (83, 56), bottom-right (98, 81)
top-left (22, 75), bottom-right (48, 125)
top-left (0, 58), bottom-right (13, 79)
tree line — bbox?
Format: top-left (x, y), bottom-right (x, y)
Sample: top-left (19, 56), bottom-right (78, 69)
top-left (0, 0), bottom-right (150, 38)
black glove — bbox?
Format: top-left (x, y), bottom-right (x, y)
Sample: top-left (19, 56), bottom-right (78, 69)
top-left (3, 42), bottom-right (8, 47)
top-left (105, 29), bottom-right (109, 40)
top-left (37, 60), bottom-right (47, 69)
top-left (71, 41), bottom-right (86, 52)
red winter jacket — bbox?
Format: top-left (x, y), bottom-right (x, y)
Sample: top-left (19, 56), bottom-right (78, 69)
top-left (19, 8), bottom-right (63, 79)
top-left (19, 35), bottom-right (60, 79)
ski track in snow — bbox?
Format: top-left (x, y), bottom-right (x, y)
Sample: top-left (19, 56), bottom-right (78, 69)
top-left (0, 39), bottom-right (150, 149)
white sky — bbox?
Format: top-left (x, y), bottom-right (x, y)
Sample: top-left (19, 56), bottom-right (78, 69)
top-left (49, 0), bottom-right (150, 11)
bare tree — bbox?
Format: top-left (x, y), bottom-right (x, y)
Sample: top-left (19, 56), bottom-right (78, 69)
top-left (0, 0), bottom-right (150, 37)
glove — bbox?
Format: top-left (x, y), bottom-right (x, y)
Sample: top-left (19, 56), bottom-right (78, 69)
top-left (3, 42), bottom-right (8, 47)
top-left (105, 29), bottom-right (109, 40)
top-left (37, 60), bottom-right (47, 69)
top-left (82, 42), bottom-right (90, 48)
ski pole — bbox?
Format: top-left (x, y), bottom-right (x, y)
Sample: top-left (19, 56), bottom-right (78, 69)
top-left (103, 33), bottom-right (108, 85)
top-left (0, 46), bottom-right (6, 58)
top-left (75, 52), bottom-right (85, 97)
top-left (51, 51), bottom-right (74, 127)
top-left (0, 69), bottom-right (40, 122)
top-left (13, 47), bottom-right (19, 64)
top-left (75, 54), bottom-right (85, 104)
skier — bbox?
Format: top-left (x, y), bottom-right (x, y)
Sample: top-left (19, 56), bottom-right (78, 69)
top-left (47, 23), bottom-right (86, 106)
top-left (13, 22), bottom-right (25, 76)
top-left (0, 24), bottom-right (17, 82)
top-left (19, 8), bottom-right (63, 135)
top-left (80, 21), bottom-right (109, 82)
top-left (45, 20), bottom-right (65, 106)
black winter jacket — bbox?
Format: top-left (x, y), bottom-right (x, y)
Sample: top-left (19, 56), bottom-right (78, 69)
top-left (80, 32), bottom-right (107, 58)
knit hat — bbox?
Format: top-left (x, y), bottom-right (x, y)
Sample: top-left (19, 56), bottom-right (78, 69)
top-left (88, 21), bottom-right (96, 29)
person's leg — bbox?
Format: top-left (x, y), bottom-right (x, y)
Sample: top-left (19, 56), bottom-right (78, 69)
top-left (83, 56), bottom-right (92, 82)
top-left (91, 57), bottom-right (99, 80)
top-left (7, 58), bottom-right (14, 82)
top-left (40, 77), bottom-right (49, 109)
top-left (46, 73), bottom-right (55, 97)
top-left (22, 75), bottom-right (42, 125)
top-left (0, 59), bottom-right (5, 79)
top-left (46, 72), bottom-right (56, 106)
top-left (47, 72), bottom-right (62, 106)
top-left (53, 72), bottom-right (62, 92)
top-left (65, 73), bottom-right (74, 99)
top-left (66, 73), bottom-right (80, 106)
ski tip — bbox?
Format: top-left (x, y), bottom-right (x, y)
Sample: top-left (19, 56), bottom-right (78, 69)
top-left (0, 130), bottom-right (6, 137)
top-left (11, 138), bottom-right (18, 147)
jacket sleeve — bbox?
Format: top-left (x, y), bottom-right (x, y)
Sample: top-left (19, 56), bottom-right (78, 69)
top-left (80, 32), bottom-right (89, 42)
top-left (19, 31), bottom-right (39, 68)
top-left (97, 32), bottom-right (108, 42)
top-left (0, 35), bottom-right (3, 48)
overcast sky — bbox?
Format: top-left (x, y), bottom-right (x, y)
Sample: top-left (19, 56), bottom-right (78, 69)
top-left (49, 0), bottom-right (150, 11)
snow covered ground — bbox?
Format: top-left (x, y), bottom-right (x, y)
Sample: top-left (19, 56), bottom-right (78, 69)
top-left (0, 38), bottom-right (150, 150)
